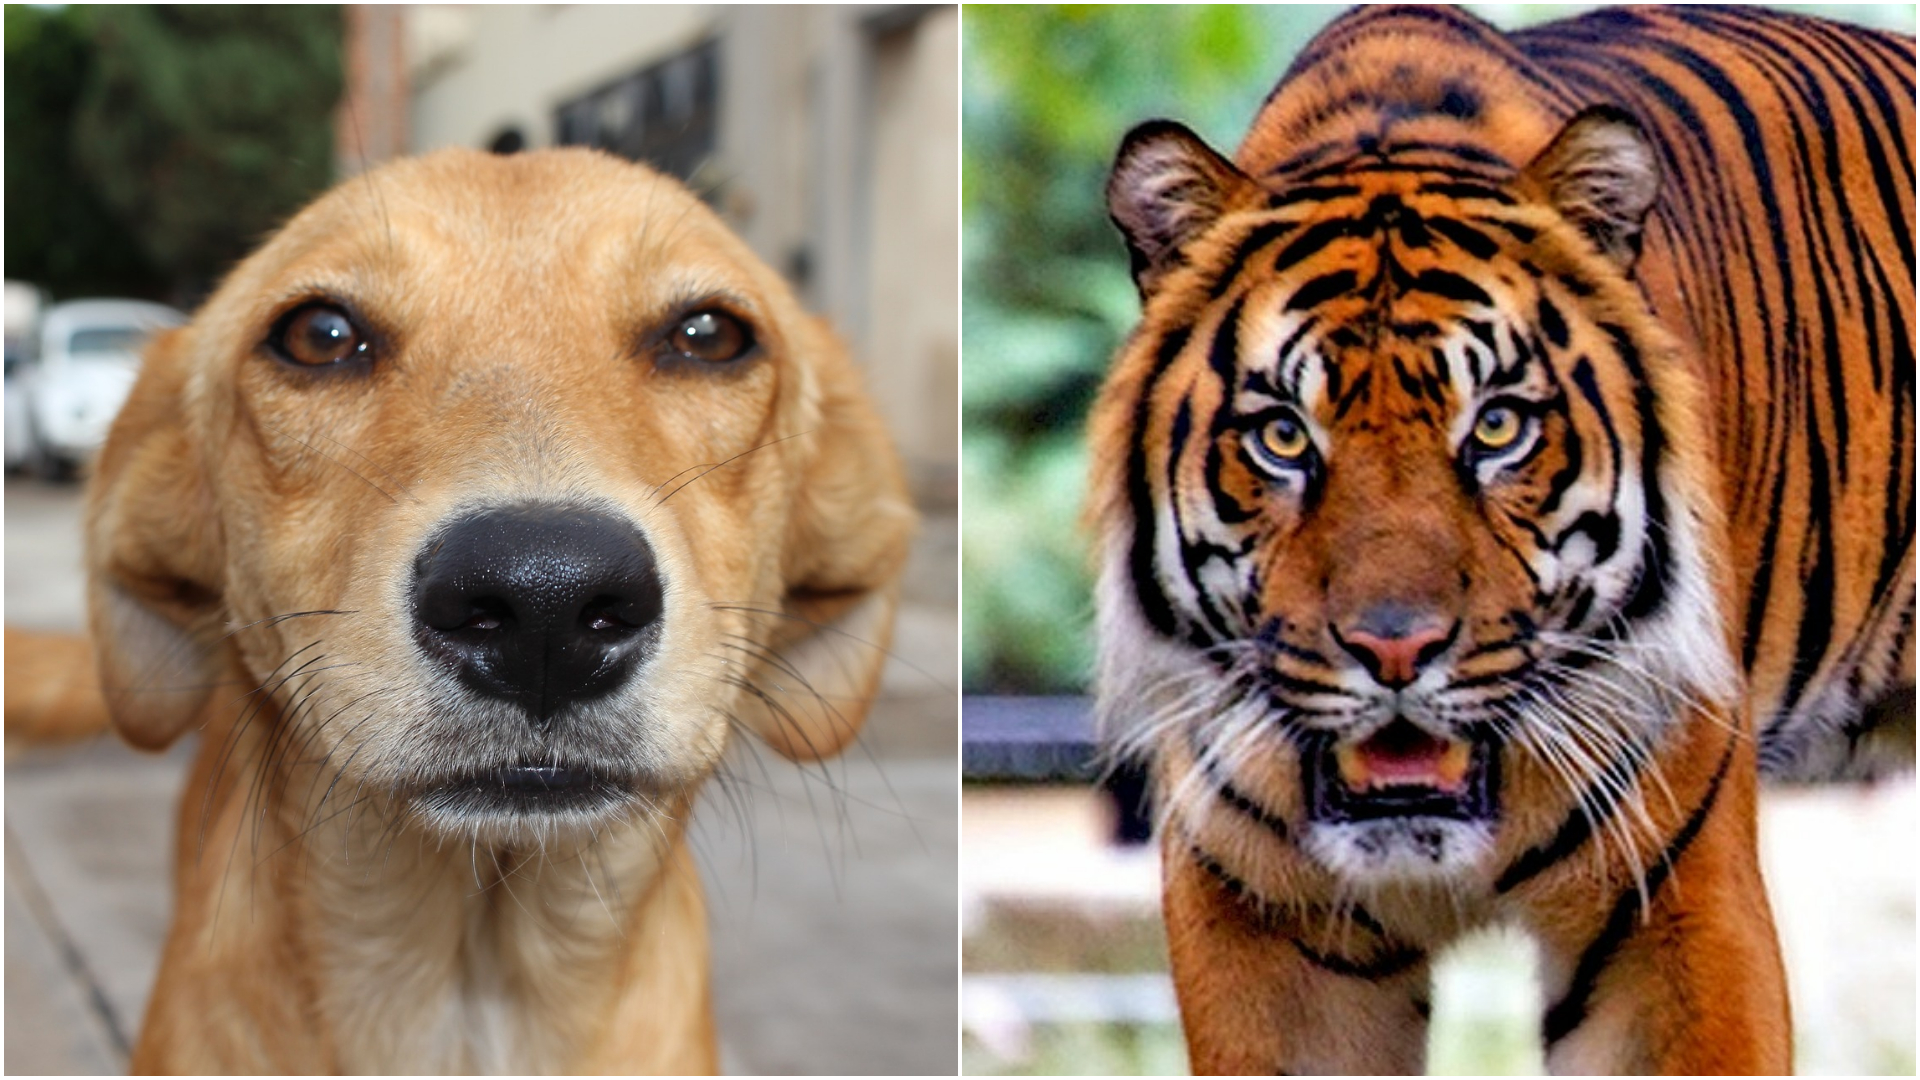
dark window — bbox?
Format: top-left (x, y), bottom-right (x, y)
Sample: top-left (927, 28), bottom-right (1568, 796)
top-left (554, 40), bottom-right (718, 183)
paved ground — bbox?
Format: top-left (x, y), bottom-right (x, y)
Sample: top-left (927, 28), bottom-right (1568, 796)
top-left (4, 475), bottom-right (959, 1074)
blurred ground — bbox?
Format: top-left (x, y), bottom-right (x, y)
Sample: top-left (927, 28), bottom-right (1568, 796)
top-left (4, 474), bottom-right (959, 1074)
top-left (962, 776), bottom-right (1916, 1075)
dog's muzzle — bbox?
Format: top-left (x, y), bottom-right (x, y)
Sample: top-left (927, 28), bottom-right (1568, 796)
top-left (413, 502), bottom-right (664, 727)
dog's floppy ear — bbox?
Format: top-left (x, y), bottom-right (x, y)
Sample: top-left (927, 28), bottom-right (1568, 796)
top-left (84, 327), bottom-right (229, 749)
top-left (734, 317), bottom-right (918, 762)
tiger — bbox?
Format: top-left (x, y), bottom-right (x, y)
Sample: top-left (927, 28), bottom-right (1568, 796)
top-left (1087, 5), bottom-right (1914, 1074)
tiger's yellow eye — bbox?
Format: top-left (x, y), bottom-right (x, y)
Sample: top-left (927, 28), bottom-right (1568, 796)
top-left (1258, 412), bottom-right (1312, 462)
top-left (1472, 403), bottom-right (1525, 450)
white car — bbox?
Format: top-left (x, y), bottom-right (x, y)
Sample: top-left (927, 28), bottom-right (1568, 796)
top-left (26, 299), bottom-right (185, 478)
top-left (5, 279), bottom-right (45, 472)
top-left (5, 343), bottom-right (34, 472)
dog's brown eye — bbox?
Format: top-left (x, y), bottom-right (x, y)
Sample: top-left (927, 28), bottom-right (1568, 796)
top-left (669, 310), bottom-right (753, 363)
top-left (275, 303), bottom-right (369, 366)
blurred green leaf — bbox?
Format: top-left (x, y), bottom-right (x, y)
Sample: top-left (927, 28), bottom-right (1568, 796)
top-left (961, 5), bottom-right (1343, 693)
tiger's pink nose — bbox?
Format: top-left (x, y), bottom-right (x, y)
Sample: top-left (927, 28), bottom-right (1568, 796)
top-left (1335, 608), bottom-right (1457, 689)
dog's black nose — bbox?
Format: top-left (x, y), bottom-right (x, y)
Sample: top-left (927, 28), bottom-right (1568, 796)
top-left (413, 504), bottom-right (664, 725)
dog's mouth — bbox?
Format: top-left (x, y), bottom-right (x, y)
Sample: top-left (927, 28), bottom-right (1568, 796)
top-left (414, 763), bottom-right (635, 821)
top-left (1302, 720), bottom-right (1499, 823)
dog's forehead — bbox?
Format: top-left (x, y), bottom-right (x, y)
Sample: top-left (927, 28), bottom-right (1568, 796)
top-left (249, 147), bottom-right (771, 308)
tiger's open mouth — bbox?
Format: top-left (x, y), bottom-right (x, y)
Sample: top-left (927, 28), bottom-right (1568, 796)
top-left (1303, 720), bottom-right (1499, 823)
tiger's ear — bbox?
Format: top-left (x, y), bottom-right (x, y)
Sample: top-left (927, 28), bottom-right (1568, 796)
top-left (735, 316), bottom-right (917, 762)
top-left (84, 327), bottom-right (229, 750)
top-left (1524, 105), bottom-right (1662, 270)
top-left (1108, 120), bottom-right (1260, 294)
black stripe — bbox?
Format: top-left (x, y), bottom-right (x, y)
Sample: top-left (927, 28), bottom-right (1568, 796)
top-left (1537, 296), bottom-right (1569, 349)
top-left (1126, 327), bottom-right (1191, 638)
top-left (1481, 217), bottom-right (1537, 244)
top-left (1209, 220), bottom-right (1301, 299)
top-left (1272, 315), bottom-right (1321, 373)
top-left (1207, 768), bottom-right (1292, 844)
top-left (1297, 159), bottom-right (1513, 185)
top-left (1292, 937), bottom-right (1426, 981)
top-left (1190, 843), bottom-right (1274, 915)
top-left (1539, 414), bottom-right (1584, 517)
top-left (1274, 217), bottom-right (1367, 275)
top-left (1267, 183), bottom-right (1362, 208)
top-left (1567, 358), bottom-right (1623, 519)
top-left (1332, 367), bottom-right (1374, 421)
top-left (1287, 270), bottom-right (1359, 312)
top-left (1420, 181), bottom-right (1516, 205)
top-left (1600, 327), bottom-right (1672, 624)
top-left (1556, 511), bottom-right (1621, 563)
top-left (1264, 667), bottom-right (1359, 700)
top-left (1780, 414), bottom-right (1837, 714)
top-left (1427, 215), bottom-right (1502, 260)
top-left (1164, 398), bottom-right (1231, 648)
top-left (1254, 620), bottom-right (1332, 667)
top-left (1379, 139), bottom-right (1511, 170)
top-left (1207, 298), bottom-right (1246, 395)
top-left (1405, 269), bottom-right (1492, 307)
top-left (1187, 843), bottom-right (1413, 978)
top-left (1175, 834), bottom-right (1405, 957)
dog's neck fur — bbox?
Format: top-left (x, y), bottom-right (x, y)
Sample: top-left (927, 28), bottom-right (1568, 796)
top-left (299, 797), bottom-right (695, 1073)
top-left (134, 693), bottom-right (716, 1074)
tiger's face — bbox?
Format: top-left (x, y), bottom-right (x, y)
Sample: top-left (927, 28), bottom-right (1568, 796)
top-left (1094, 112), bottom-right (1735, 884)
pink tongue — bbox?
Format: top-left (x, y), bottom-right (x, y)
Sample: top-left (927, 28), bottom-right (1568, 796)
top-left (1360, 741), bottom-right (1447, 785)
top-left (1336, 723), bottom-right (1472, 792)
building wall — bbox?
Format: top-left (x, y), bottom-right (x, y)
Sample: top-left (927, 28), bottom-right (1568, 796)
top-left (406, 5), bottom-right (716, 154)
top-left (866, 7), bottom-right (959, 501)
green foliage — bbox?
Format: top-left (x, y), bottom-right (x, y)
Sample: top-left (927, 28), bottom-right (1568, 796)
top-left (6, 5), bottom-right (343, 304)
top-left (961, 6), bottom-right (1345, 693)
top-left (72, 6), bottom-right (343, 301)
top-left (4, 5), bottom-right (163, 300)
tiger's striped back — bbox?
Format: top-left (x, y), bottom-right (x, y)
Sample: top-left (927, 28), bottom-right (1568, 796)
top-left (1517, 6), bottom-right (1913, 775)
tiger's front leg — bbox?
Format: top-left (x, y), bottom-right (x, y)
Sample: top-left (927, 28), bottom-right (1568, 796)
top-left (1537, 759), bottom-right (1791, 1075)
top-left (1162, 840), bottom-right (1433, 1075)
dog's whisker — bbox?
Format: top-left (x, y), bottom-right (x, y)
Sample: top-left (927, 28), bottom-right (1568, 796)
top-left (198, 643), bottom-right (333, 865)
top-left (710, 602), bottom-right (954, 693)
top-left (221, 609), bottom-right (358, 640)
top-left (288, 687), bottom-right (390, 813)
top-left (256, 420), bottom-right (403, 504)
top-left (301, 427), bottom-right (423, 505)
top-left (652, 429), bottom-right (816, 505)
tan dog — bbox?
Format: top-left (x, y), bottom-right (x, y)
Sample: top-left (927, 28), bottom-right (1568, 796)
top-left (66, 147), bottom-right (913, 1072)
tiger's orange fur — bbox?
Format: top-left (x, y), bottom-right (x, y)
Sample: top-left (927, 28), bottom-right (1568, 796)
top-left (1091, 6), bottom-right (1912, 1073)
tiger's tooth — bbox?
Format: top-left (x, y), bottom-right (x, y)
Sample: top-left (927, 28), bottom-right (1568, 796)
top-left (1335, 743), bottom-right (1371, 788)
top-left (1434, 739), bottom-right (1472, 791)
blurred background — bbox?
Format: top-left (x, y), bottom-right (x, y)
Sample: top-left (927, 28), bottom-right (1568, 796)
top-left (960, 4), bottom-right (1916, 1075)
top-left (5, 4), bottom-right (958, 1074)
